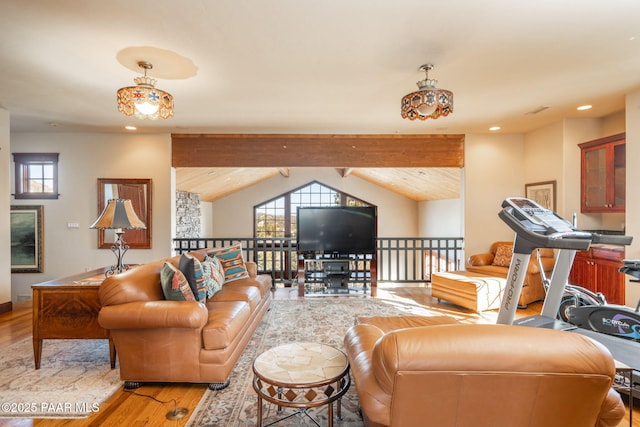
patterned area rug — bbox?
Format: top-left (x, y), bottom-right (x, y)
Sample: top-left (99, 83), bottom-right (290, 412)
top-left (187, 296), bottom-right (462, 426)
top-left (0, 338), bottom-right (121, 418)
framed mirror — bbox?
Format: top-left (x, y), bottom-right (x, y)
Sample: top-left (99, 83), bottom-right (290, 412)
top-left (97, 178), bottom-right (152, 249)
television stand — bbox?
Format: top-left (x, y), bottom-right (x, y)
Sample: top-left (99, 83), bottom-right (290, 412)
top-left (297, 256), bottom-right (377, 297)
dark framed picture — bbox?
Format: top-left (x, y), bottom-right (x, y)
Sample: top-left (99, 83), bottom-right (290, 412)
top-left (525, 180), bottom-right (556, 211)
top-left (10, 205), bottom-right (44, 273)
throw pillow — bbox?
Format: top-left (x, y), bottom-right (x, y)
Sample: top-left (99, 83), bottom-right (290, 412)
top-left (207, 243), bottom-right (250, 283)
top-left (178, 253), bottom-right (207, 302)
top-left (160, 262), bottom-right (196, 301)
top-left (201, 255), bottom-right (224, 298)
top-left (492, 244), bottom-right (513, 267)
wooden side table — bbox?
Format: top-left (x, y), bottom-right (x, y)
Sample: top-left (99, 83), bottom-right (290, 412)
top-left (614, 360), bottom-right (633, 427)
top-left (32, 267), bottom-right (116, 369)
top-left (252, 342), bottom-right (350, 427)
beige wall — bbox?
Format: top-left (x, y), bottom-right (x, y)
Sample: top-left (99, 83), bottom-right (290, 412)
top-left (208, 167), bottom-right (420, 237)
top-left (9, 132), bottom-right (173, 301)
top-left (625, 90), bottom-right (640, 305)
top-left (0, 109), bottom-right (10, 305)
top-left (463, 133), bottom-right (525, 258)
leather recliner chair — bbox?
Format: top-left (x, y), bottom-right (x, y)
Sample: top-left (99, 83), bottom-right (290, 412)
top-left (344, 319), bottom-right (625, 427)
top-left (466, 241), bottom-right (555, 306)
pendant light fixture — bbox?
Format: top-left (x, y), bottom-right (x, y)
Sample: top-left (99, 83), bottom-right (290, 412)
top-left (401, 64), bottom-right (453, 120)
top-left (117, 61), bottom-right (174, 120)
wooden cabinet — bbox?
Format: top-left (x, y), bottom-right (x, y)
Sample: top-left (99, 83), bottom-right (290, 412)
top-left (579, 133), bottom-right (625, 212)
top-left (568, 247), bottom-right (626, 304)
top-left (32, 268), bottom-right (116, 369)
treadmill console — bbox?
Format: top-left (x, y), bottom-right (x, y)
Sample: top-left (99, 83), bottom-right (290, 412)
top-left (502, 197), bottom-right (575, 235)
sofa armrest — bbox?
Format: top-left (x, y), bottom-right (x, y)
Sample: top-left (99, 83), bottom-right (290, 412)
top-left (99, 300), bottom-right (208, 330)
top-left (245, 261), bottom-right (257, 278)
top-left (467, 253), bottom-right (494, 266)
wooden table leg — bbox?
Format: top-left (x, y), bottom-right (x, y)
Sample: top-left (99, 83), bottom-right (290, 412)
top-left (33, 337), bottom-right (42, 369)
top-left (109, 338), bottom-right (117, 369)
top-left (328, 401), bottom-right (334, 427)
top-left (256, 394), bottom-right (263, 427)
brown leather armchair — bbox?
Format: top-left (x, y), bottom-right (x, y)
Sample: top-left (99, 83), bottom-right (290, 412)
top-left (466, 241), bottom-right (555, 306)
top-left (344, 318), bottom-right (625, 427)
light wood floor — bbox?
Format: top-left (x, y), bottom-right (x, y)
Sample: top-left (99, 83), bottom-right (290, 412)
top-left (0, 284), bottom-right (636, 426)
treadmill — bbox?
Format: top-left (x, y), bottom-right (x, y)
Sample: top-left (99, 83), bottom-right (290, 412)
top-left (496, 197), bottom-right (639, 394)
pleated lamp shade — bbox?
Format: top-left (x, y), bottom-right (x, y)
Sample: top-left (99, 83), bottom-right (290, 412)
top-left (90, 199), bottom-right (146, 230)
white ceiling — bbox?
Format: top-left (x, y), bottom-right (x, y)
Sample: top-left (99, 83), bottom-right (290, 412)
top-left (1, 1), bottom-right (639, 200)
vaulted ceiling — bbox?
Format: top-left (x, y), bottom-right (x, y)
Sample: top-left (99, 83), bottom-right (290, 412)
top-left (1, 1), bottom-right (639, 201)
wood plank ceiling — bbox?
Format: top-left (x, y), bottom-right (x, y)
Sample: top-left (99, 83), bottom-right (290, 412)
top-left (173, 134), bottom-right (464, 202)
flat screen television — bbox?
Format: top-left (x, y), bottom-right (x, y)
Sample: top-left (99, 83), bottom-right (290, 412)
top-left (296, 206), bottom-right (377, 256)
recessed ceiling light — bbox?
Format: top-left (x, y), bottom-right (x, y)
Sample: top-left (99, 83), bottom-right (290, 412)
top-left (489, 126), bottom-right (501, 131)
top-left (124, 125), bottom-right (137, 130)
top-left (577, 105), bottom-right (592, 111)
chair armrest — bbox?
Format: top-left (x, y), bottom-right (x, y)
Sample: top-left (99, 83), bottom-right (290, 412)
top-left (467, 253), bottom-right (494, 266)
top-left (344, 324), bottom-right (391, 427)
top-left (596, 388), bottom-right (626, 427)
top-left (98, 300), bottom-right (208, 330)
top-left (526, 254), bottom-right (555, 274)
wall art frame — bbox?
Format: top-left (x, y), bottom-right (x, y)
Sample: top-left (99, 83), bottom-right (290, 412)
top-left (525, 180), bottom-right (556, 211)
top-left (10, 205), bottom-right (44, 273)
top-left (97, 178), bottom-right (152, 249)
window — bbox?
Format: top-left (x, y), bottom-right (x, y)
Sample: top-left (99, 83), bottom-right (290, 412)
top-left (254, 181), bottom-right (371, 238)
top-left (13, 153), bottom-right (59, 199)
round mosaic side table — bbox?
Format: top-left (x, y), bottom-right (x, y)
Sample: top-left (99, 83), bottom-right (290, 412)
top-left (252, 342), bottom-right (350, 427)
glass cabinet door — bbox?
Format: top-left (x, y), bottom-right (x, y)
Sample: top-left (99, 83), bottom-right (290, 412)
top-left (613, 142), bottom-right (625, 208)
top-left (579, 133), bottom-right (625, 213)
top-left (583, 146), bottom-right (607, 209)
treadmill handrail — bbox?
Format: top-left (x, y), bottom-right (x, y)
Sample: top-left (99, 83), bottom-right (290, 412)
top-left (591, 233), bottom-right (633, 246)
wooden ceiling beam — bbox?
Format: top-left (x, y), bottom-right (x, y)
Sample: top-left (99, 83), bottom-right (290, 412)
top-left (339, 167), bottom-right (353, 178)
top-left (172, 134), bottom-right (464, 168)
top-left (278, 167), bottom-right (290, 177)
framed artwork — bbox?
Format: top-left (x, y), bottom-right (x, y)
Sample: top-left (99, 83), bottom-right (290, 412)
top-left (525, 180), bottom-right (556, 211)
top-left (10, 205), bottom-right (44, 273)
top-left (97, 178), bottom-right (152, 249)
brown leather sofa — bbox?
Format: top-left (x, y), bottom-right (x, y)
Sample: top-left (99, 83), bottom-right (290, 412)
top-left (466, 241), bottom-right (555, 306)
top-left (98, 248), bottom-right (271, 390)
top-left (344, 316), bottom-right (625, 427)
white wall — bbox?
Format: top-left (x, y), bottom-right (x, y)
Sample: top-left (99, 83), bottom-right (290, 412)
top-left (419, 198), bottom-right (463, 237)
top-left (0, 109), bottom-right (10, 306)
top-left (9, 132), bottom-right (173, 301)
top-left (208, 168), bottom-right (419, 238)
top-left (200, 201), bottom-right (214, 237)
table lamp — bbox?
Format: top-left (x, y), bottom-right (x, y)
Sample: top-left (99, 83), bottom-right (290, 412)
top-left (90, 198), bottom-right (146, 276)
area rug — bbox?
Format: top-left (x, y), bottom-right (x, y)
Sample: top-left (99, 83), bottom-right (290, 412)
top-left (187, 296), bottom-right (463, 426)
top-left (0, 338), bottom-right (122, 418)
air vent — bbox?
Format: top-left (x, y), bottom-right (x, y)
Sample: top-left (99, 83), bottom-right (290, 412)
top-left (526, 106), bottom-right (550, 115)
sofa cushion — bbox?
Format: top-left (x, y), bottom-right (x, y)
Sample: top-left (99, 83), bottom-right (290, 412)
top-left (160, 262), bottom-right (197, 301)
top-left (179, 253), bottom-right (207, 302)
top-left (224, 275), bottom-right (272, 298)
top-left (201, 255), bottom-right (225, 298)
top-left (209, 285), bottom-right (262, 311)
top-left (202, 300), bottom-right (251, 350)
top-left (492, 244), bottom-right (513, 267)
top-left (207, 243), bottom-right (250, 283)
